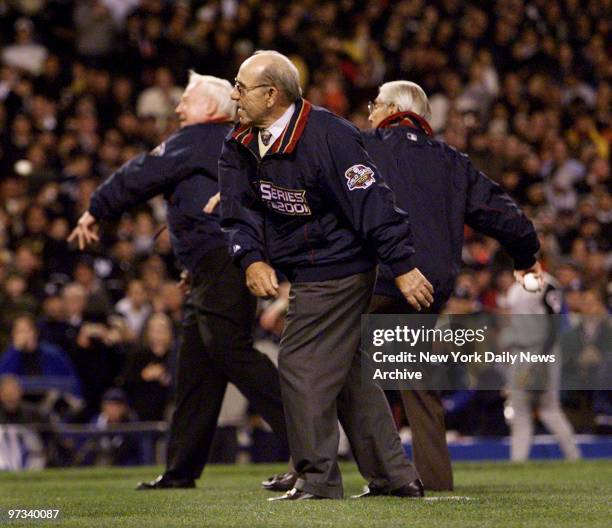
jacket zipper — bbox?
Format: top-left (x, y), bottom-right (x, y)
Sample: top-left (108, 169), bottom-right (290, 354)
top-left (236, 141), bottom-right (270, 262)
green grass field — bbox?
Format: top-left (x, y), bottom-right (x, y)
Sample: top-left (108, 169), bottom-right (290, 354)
top-left (1, 460), bottom-right (611, 527)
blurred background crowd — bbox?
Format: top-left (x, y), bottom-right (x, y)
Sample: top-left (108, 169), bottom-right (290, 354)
top-left (0, 0), bottom-right (609, 467)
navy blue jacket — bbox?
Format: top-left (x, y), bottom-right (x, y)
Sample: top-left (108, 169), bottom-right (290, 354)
top-left (0, 341), bottom-right (83, 398)
top-left (89, 122), bottom-right (231, 273)
top-left (363, 112), bottom-right (540, 302)
top-left (219, 99), bottom-right (416, 282)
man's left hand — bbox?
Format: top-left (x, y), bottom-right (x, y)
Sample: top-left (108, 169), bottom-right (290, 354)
top-left (514, 261), bottom-right (544, 292)
top-left (394, 268), bottom-right (434, 311)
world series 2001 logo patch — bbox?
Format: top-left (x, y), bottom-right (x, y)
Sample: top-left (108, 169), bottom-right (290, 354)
top-left (345, 164), bottom-right (375, 190)
top-left (257, 181), bottom-right (311, 216)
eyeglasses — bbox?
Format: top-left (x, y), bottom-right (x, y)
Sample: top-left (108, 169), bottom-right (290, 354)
top-left (233, 79), bottom-right (272, 97)
top-left (367, 100), bottom-right (389, 114)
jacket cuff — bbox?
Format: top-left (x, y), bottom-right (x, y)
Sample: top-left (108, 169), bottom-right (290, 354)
top-left (513, 253), bottom-right (537, 271)
top-left (506, 231), bottom-right (540, 270)
top-left (88, 201), bottom-right (102, 220)
top-left (88, 199), bottom-right (110, 221)
top-left (239, 251), bottom-right (265, 271)
top-left (388, 258), bottom-right (415, 277)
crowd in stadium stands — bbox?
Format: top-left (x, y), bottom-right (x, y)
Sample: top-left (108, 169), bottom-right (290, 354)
top-left (0, 0), bottom-right (609, 465)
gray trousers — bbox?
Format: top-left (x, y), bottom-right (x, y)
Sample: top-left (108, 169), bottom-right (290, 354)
top-left (509, 389), bottom-right (580, 462)
top-left (278, 271), bottom-right (418, 498)
top-left (369, 295), bottom-right (454, 491)
top-left (508, 345), bottom-right (580, 462)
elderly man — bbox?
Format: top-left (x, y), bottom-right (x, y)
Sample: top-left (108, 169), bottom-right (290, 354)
top-left (364, 80), bottom-right (542, 491)
top-left (220, 51), bottom-right (432, 500)
top-left (68, 71), bottom-right (290, 490)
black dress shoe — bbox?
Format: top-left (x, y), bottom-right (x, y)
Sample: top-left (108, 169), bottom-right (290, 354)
top-left (352, 478), bottom-right (425, 498)
top-left (268, 488), bottom-right (327, 501)
top-left (261, 471), bottom-right (299, 492)
top-left (136, 475), bottom-right (195, 490)
top-left (389, 478), bottom-right (425, 497)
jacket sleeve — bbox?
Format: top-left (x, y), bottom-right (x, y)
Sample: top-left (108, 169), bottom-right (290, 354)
top-left (323, 120), bottom-right (415, 276)
top-left (218, 140), bottom-right (266, 269)
top-left (89, 129), bottom-right (198, 220)
top-left (462, 155), bottom-right (540, 269)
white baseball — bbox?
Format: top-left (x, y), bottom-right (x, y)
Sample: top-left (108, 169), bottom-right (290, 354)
top-left (523, 273), bottom-right (540, 292)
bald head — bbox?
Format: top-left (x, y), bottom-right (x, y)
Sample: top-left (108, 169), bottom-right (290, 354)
top-left (233, 51), bottom-right (302, 127)
top-left (240, 51), bottom-right (301, 103)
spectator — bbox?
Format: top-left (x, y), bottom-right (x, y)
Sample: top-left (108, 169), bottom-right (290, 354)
top-left (0, 273), bottom-right (38, 341)
top-left (37, 294), bottom-right (72, 354)
top-left (115, 279), bottom-right (151, 340)
top-left (13, 243), bottom-right (45, 299)
top-left (0, 374), bottom-right (46, 470)
top-left (0, 374), bottom-right (40, 424)
top-left (120, 313), bottom-right (174, 421)
top-left (74, 0), bottom-right (117, 63)
top-left (152, 281), bottom-right (184, 332)
top-left (0, 314), bottom-right (82, 400)
top-left (1, 18), bottom-right (48, 76)
top-left (561, 288), bottom-right (610, 391)
top-left (73, 257), bottom-right (113, 317)
top-left (85, 387), bottom-right (140, 466)
top-left (136, 66), bottom-right (182, 130)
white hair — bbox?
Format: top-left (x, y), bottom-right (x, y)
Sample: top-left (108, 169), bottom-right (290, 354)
top-left (187, 71), bottom-right (237, 119)
top-left (252, 50), bottom-right (302, 101)
top-left (378, 80), bottom-right (431, 120)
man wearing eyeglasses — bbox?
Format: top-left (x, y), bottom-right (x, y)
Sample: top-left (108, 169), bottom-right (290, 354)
top-left (363, 80), bottom-right (542, 491)
top-left (68, 72), bottom-right (291, 491)
top-left (219, 50), bottom-right (432, 501)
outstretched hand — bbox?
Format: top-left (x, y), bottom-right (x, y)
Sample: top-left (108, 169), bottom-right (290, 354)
top-left (67, 211), bottom-right (99, 250)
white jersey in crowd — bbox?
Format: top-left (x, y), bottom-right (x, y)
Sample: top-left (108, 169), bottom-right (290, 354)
top-left (499, 273), bottom-right (581, 462)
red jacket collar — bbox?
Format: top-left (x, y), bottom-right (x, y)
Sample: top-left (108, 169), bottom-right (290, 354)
top-left (207, 117), bottom-right (235, 124)
top-left (376, 111), bottom-right (433, 136)
top-left (231, 98), bottom-right (312, 155)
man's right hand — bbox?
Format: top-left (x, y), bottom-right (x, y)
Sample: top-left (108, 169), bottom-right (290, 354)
top-left (67, 211), bottom-right (99, 250)
top-left (394, 268), bottom-right (434, 311)
top-left (245, 261), bottom-right (279, 298)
